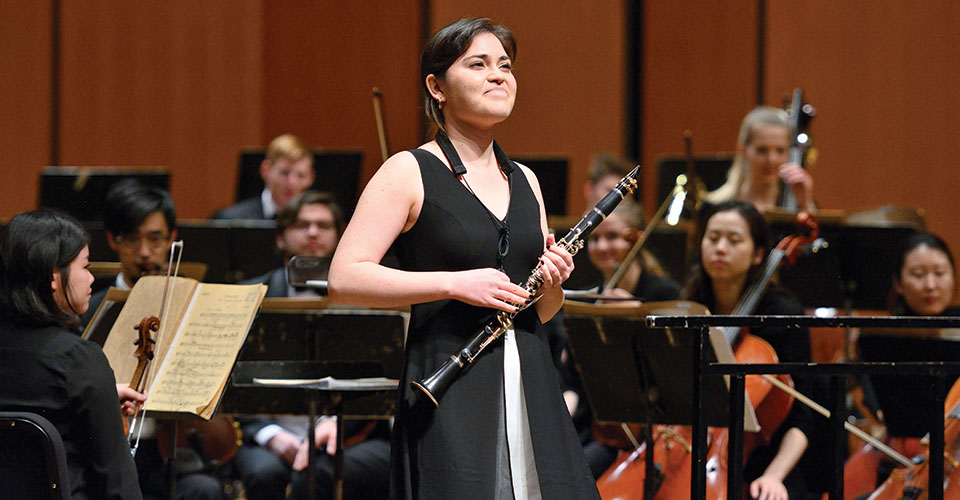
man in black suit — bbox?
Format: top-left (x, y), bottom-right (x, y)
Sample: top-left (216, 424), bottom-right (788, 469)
top-left (213, 134), bottom-right (315, 220)
top-left (234, 190), bottom-right (391, 500)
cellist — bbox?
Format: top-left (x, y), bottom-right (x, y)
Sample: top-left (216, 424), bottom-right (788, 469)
top-left (681, 201), bottom-right (828, 500)
top-left (857, 232), bottom-right (960, 490)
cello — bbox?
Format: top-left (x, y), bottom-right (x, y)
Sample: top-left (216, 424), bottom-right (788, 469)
top-left (597, 212), bottom-right (821, 500)
top-left (864, 373), bottom-right (960, 500)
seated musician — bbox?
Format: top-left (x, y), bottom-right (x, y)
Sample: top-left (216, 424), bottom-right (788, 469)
top-left (682, 200), bottom-right (826, 500)
top-left (857, 233), bottom-right (959, 486)
top-left (583, 152), bottom-right (636, 208)
top-left (234, 190), bottom-right (390, 500)
top-left (212, 134), bottom-right (315, 220)
top-left (0, 210), bottom-right (143, 499)
top-left (80, 179), bottom-right (225, 500)
top-left (81, 179), bottom-right (178, 326)
top-left (703, 107), bottom-right (815, 213)
top-left (584, 199), bottom-right (681, 302)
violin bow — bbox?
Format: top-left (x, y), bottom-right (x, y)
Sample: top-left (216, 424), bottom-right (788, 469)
top-left (372, 87), bottom-right (390, 162)
top-left (128, 240), bottom-right (184, 456)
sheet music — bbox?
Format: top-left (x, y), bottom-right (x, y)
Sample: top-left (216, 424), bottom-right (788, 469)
top-left (146, 283), bottom-right (266, 417)
top-left (101, 276), bottom-right (197, 384)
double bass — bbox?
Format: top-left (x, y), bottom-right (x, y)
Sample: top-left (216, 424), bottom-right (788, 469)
top-left (777, 89), bottom-right (816, 211)
top-left (596, 212), bottom-right (821, 500)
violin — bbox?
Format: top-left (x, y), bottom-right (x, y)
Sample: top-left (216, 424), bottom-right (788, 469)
top-left (121, 315), bottom-right (158, 436)
top-left (596, 212), bottom-right (821, 500)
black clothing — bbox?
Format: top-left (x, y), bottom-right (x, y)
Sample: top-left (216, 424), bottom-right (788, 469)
top-left (739, 289), bottom-right (829, 498)
top-left (391, 149), bottom-right (598, 499)
top-left (858, 305), bottom-right (960, 437)
top-left (241, 267), bottom-right (289, 298)
top-left (212, 197), bottom-right (267, 220)
top-left (632, 271), bottom-right (683, 302)
top-left (0, 318), bottom-right (142, 500)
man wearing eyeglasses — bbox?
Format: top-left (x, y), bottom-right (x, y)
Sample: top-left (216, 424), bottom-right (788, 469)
top-left (81, 179), bottom-right (178, 325)
top-left (242, 190), bottom-right (343, 298)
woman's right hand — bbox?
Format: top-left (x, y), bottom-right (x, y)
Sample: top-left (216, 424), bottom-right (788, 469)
top-left (447, 268), bottom-right (530, 312)
top-left (116, 383), bottom-right (146, 416)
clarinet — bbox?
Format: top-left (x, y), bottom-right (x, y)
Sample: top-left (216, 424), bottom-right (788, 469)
top-left (410, 166), bottom-right (641, 408)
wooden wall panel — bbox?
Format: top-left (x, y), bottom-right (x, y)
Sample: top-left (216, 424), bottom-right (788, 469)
top-left (261, 0), bottom-right (423, 191)
top-left (430, 1), bottom-right (627, 215)
top-left (765, 1), bottom-right (960, 266)
top-left (0, 0), bottom-right (52, 218)
top-left (641, 1), bottom-right (758, 214)
top-left (57, 1), bottom-right (263, 219)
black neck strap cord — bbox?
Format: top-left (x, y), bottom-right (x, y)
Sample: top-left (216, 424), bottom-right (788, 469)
top-left (435, 131), bottom-right (514, 271)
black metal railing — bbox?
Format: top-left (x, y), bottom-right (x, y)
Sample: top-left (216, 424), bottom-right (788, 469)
top-left (645, 315), bottom-right (960, 500)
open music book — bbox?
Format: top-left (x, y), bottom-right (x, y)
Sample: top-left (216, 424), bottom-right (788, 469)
top-left (100, 275), bottom-right (267, 420)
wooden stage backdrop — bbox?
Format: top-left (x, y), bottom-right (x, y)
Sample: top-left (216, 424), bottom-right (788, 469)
top-left (2, 1), bottom-right (958, 264)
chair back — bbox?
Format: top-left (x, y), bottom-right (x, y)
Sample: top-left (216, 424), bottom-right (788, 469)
top-left (0, 411), bottom-right (71, 500)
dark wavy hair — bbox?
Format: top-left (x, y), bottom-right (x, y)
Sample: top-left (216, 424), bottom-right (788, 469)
top-left (420, 18), bottom-right (517, 133)
top-left (889, 232), bottom-right (956, 314)
top-left (103, 178), bottom-right (176, 236)
top-left (681, 200), bottom-right (772, 310)
top-left (0, 210), bottom-right (89, 328)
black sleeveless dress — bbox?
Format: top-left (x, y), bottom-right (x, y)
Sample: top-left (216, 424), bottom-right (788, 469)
top-left (391, 149), bottom-right (599, 500)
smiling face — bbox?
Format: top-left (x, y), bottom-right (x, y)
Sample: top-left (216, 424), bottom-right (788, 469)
top-left (429, 31), bottom-right (517, 130)
top-left (700, 210), bottom-right (764, 287)
top-left (52, 245), bottom-right (95, 315)
top-left (587, 213), bottom-right (634, 278)
top-left (742, 124), bottom-right (790, 186)
top-left (895, 244), bottom-right (956, 315)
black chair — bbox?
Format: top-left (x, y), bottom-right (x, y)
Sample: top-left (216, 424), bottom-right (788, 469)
top-left (0, 411), bottom-right (71, 500)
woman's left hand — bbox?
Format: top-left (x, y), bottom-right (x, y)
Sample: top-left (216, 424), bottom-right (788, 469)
top-left (749, 474), bottom-right (788, 500)
top-left (539, 234), bottom-right (574, 293)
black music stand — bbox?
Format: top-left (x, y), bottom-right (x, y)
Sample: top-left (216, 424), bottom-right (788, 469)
top-left (858, 327), bottom-right (960, 437)
top-left (562, 300), bottom-right (758, 500)
top-left (766, 212), bottom-right (919, 310)
top-left (220, 300), bottom-right (406, 500)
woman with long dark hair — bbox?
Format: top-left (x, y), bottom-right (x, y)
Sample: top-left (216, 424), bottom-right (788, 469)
top-left (329, 17), bottom-right (597, 500)
top-left (683, 201), bottom-right (824, 500)
top-left (857, 233), bottom-right (960, 486)
top-left (0, 210), bottom-right (142, 499)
